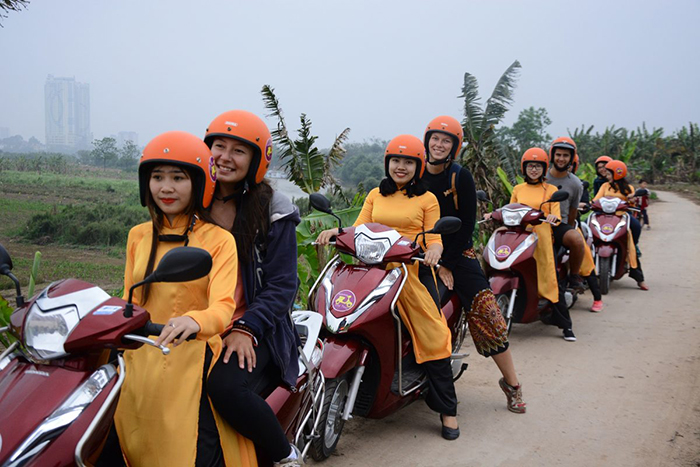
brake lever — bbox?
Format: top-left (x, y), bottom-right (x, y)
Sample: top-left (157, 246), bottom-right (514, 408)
top-left (123, 334), bottom-right (171, 355)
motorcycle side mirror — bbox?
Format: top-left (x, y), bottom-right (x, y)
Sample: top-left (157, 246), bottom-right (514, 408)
top-left (634, 188), bottom-right (647, 197)
top-left (428, 217), bottom-right (462, 235)
top-left (581, 180), bottom-right (590, 190)
top-left (309, 192), bottom-right (344, 234)
top-left (310, 193), bottom-right (332, 214)
top-left (547, 190), bottom-right (570, 203)
top-left (476, 190), bottom-right (490, 202)
top-left (0, 244), bottom-right (24, 307)
top-left (124, 247), bottom-right (212, 317)
top-left (0, 243), bottom-right (13, 274)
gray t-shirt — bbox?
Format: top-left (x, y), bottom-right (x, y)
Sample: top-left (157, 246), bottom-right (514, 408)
top-left (545, 171), bottom-right (583, 225)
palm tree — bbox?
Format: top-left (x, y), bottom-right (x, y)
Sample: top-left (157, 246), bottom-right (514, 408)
top-left (458, 60), bottom-right (521, 206)
top-left (261, 85), bottom-right (350, 196)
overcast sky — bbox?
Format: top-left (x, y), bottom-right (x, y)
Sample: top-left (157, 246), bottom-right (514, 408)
top-left (1, 0), bottom-right (698, 148)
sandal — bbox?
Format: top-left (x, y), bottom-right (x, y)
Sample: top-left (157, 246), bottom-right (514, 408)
top-left (499, 378), bottom-right (527, 414)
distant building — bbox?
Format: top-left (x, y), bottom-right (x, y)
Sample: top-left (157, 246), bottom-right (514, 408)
top-left (0, 127), bottom-right (9, 139)
top-left (117, 131), bottom-right (139, 147)
top-left (45, 75), bottom-right (91, 152)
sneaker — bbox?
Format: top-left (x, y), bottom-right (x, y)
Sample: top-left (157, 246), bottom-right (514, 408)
top-left (563, 328), bottom-right (576, 341)
top-left (568, 274), bottom-right (585, 293)
top-left (590, 300), bottom-right (604, 312)
top-left (274, 444), bottom-right (304, 467)
top-left (646, 225), bottom-right (651, 230)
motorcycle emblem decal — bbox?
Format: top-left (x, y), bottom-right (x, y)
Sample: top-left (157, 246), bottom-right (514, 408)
top-left (495, 245), bottom-right (512, 259)
top-left (93, 305), bottom-right (122, 316)
top-left (208, 156), bottom-right (217, 182)
top-left (332, 290), bottom-right (356, 312)
top-left (264, 138), bottom-right (273, 163)
top-left (601, 224), bottom-right (614, 234)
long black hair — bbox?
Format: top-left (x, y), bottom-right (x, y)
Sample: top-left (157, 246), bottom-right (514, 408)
top-left (228, 180), bottom-right (273, 266)
top-left (379, 177), bottom-right (427, 198)
top-left (611, 177), bottom-right (633, 197)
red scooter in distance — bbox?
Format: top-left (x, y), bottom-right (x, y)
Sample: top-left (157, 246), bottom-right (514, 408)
top-left (586, 189), bottom-right (645, 294)
top-left (478, 190), bottom-right (572, 333)
top-left (306, 194), bottom-right (468, 461)
top-left (0, 245), bottom-right (212, 466)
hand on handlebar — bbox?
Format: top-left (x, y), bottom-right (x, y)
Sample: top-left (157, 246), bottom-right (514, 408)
top-left (155, 316), bottom-right (200, 347)
top-left (315, 228), bottom-right (339, 246)
top-left (545, 214), bottom-right (560, 225)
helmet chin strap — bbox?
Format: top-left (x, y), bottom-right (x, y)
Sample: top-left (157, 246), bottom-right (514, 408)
top-left (427, 157), bottom-right (451, 166)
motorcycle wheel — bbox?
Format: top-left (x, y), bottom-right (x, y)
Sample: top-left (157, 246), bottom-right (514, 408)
top-left (310, 375), bottom-right (350, 461)
top-left (599, 257), bottom-right (611, 295)
top-left (495, 293), bottom-right (513, 335)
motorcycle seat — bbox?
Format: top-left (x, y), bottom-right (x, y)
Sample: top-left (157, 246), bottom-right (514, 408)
top-left (292, 310), bottom-right (323, 377)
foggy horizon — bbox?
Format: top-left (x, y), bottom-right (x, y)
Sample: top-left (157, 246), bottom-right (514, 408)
top-left (1, 0), bottom-right (698, 150)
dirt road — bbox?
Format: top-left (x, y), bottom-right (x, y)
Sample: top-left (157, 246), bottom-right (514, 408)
top-left (313, 191), bottom-right (700, 467)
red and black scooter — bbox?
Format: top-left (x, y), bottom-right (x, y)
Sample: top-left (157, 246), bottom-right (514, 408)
top-left (586, 190), bottom-right (644, 294)
top-left (0, 244), bottom-right (326, 466)
top-left (479, 190), bottom-right (573, 333)
top-left (305, 194), bottom-right (468, 461)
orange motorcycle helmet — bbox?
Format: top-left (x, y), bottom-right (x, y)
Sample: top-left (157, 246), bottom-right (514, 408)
top-left (520, 147), bottom-right (549, 178)
top-left (139, 131), bottom-right (216, 209)
top-left (605, 160), bottom-right (628, 181)
top-left (549, 136), bottom-right (577, 167)
top-left (384, 134), bottom-right (426, 180)
top-left (571, 152), bottom-right (580, 174)
top-left (595, 155), bottom-right (613, 168)
top-left (423, 115), bottom-right (464, 162)
top-left (204, 110), bottom-right (273, 185)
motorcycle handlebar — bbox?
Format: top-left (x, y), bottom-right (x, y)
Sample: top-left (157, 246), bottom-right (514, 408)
top-left (142, 321), bottom-right (196, 341)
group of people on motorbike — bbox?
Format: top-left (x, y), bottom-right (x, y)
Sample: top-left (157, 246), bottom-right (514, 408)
top-left (103, 108), bottom-right (649, 466)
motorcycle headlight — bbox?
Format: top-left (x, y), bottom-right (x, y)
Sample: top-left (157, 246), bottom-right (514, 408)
top-left (7, 364), bottom-right (116, 465)
top-left (355, 234), bottom-right (392, 264)
top-left (502, 209), bottom-right (528, 227)
top-left (600, 198), bottom-right (621, 214)
top-left (24, 303), bottom-right (80, 361)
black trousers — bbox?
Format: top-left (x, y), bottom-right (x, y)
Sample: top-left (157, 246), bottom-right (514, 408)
top-left (630, 215), bottom-right (642, 244)
top-left (417, 265), bottom-right (459, 417)
top-left (586, 273), bottom-right (603, 301)
top-left (96, 348), bottom-right (223, 467)
top-left (207, 341), bottom-right (290, 463)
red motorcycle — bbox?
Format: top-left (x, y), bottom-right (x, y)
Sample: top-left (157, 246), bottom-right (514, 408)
top-left (586, 191), bottom-right (644, 294)
top-left (478, 190), bottom-right (573, 333)
top-left (305, 194), bottom-right (467, 460)
top-left (0, 244), bottom-right (326, 466)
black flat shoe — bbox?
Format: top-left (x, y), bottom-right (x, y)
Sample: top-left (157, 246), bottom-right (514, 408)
top-left (440, 414), bottom-right (460, 440)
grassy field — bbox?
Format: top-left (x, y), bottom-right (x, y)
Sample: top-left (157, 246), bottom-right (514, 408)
top-left (0, 169), bottom-right (141, 298)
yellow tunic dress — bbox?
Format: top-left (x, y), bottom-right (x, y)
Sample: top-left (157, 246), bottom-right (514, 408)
top-left (510, 183), bottom-right (561, 303)
top-left (115, 214), bottom-right (257, 467)
top-left (593, 182), bottom-right (638, 269)
top-left (353, 188), bottom-right (452, 364)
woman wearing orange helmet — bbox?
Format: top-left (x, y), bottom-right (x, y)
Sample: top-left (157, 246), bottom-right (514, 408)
top-left (507, 148), bottom-right (577, 341)
top-left (317, 135), bottom-right (461, 440)
top-left (593, 155), bottom-right (613, 196)
top-left (108, 131), bottom-right (255, 466)
top-left (422, 116), bottom-right (526, 413)
top-left (593, 160), bottom-right (648, 290)
top-left (202, 110), bottom-right (303, 466)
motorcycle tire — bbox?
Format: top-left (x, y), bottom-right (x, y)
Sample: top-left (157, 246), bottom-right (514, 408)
top-left (495, 293), bottom-right (513, 335)
top-left (310, 375), bottom-right (350, 461)
top-left (599, 256), bottom-right (611, 295)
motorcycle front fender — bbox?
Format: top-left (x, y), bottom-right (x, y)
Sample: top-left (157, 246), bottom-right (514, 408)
top-left (319, 336), bottom-right (365, 380)
top-left (597, 245), bottom-right (616, 258)
top-left (489, 273), bottom-right (520, 295)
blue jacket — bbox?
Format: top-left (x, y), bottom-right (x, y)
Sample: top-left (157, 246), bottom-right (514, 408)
top-left (235, 191), bottom-right (301, 389)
